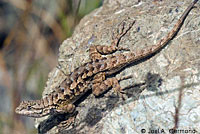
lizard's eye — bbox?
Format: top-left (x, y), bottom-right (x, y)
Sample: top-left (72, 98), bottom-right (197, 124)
top-left (27, 106), bottom-right (31, 110)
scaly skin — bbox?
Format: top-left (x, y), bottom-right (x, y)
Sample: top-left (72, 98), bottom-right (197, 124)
top-left (16, 0), bottom-right (198, 118)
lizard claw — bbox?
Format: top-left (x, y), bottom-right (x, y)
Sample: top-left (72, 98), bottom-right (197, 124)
top-left (118, 75), bottom-right (133, 81)
top-left (118, 91), bottom-right (128, 100)
top-left (117, 46), bottom-right (130, 51)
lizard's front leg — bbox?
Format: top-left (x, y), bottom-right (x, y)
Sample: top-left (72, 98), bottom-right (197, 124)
top-left (55, 103), bottom-right (77, 128)
top-left (57, 113), bottom-right (77, 131)
top-left (56, 103), bottom-right (75, 114)
top-left (89, 19), bottom-right (135, 61)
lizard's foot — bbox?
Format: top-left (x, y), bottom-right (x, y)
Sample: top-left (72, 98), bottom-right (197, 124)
top-left (57, 111), bottom-right (78, 131)
top-left (111, 18), bottom-right (135, 48)
top-left (114, 75), bottom-right (133, 100)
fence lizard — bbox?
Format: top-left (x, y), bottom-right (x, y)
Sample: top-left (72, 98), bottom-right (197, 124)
top-left (15, 0), bottom-right (198, 124)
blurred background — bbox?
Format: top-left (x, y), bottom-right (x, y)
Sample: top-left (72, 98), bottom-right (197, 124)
top-left (0, 0), bottom-right (102, 133)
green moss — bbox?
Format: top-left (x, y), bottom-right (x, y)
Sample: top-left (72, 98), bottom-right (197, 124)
top-left (78, 0), bottom-right (102, 17)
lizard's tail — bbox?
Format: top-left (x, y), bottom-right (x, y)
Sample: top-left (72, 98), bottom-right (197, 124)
top-left (124, 0), bottom-right (198, 64)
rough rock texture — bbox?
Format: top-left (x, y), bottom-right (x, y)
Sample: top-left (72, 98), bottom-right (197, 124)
top-left (35, 0), bottom-right (200, 133)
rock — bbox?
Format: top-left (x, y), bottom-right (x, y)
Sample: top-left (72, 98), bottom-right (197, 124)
top-left (35, 0), bottom-right (200, 133)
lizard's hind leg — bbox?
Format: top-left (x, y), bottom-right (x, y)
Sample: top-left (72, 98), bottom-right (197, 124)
top-left (89, 19), bottom-right (135, 61)
top-left (92, 72), bottom-right (132, 99)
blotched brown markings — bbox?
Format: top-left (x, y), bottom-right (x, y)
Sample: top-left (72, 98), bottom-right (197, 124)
top-left (100, 61), bottom-right (107, 70)
top-left (77, 66), bottom-right (85, 75)
top-left (70, 81), bottom-right (77, 89)
top-left (53, 93), bottom-right (59, 104)
top-left (97, 45), bottom-right (103, 53)
top-left (96, 62), bottom-right (103, 71)
top-left (77, 76), bottom-right (83, 83)
top-left (117, 54), bottom-right (126, 65)
top-left (92, 62), bottom-right (98, 74)
top-left (85, 63), bottom-right (94, 77)
top-left (111, 55), bottom-right (117, 65)
top-left (64, 87), bottom-right (72, 96)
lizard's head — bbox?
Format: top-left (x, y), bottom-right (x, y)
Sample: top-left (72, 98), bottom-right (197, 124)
top-left (15, 100), bottom-right (44, 117)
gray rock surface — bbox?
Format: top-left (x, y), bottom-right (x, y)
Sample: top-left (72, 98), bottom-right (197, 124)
top-left (35, 0), bottom-right (200, 133)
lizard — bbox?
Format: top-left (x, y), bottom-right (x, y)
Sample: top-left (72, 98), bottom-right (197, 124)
top-left (16, 0), bottom-right (198, 121)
